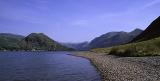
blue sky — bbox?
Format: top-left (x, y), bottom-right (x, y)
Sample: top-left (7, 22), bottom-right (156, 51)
top-left (0, 0), bottom-right (160, 43)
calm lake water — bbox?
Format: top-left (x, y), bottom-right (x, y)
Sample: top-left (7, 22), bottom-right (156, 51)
top-left (0, 52), bottom-right (101, 81)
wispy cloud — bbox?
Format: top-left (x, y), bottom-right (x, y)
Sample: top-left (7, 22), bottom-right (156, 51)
top-left (100, 0), bottom-right (160, 17)
top-left (140, 0), bottom-right (160, 10)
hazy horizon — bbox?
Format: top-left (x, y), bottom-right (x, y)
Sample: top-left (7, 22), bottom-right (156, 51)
top-left (0, 0), bottom-right (160, 43)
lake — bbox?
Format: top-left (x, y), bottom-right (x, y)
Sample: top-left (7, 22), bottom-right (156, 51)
top-left (0, 52), bottom-right (101, 81)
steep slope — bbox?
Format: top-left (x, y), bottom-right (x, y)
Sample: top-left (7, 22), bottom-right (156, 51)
top-left (19, 33), bottom-right (71, 51)
top-left (0, 33), bottom-right (25, 50)
top-left (131, 16), bottom-right (160, 42)
top-left (89, 29), bottom-right (143, 49)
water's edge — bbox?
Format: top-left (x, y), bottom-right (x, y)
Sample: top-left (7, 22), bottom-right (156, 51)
top-left (69, 53), bottom-right (103, 81)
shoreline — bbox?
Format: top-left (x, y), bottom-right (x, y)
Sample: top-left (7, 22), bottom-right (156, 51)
top-left (72, 51), bottom-right (160, 81)
top-left (71, 52), bottom-right (107, 81)
top-left (69, 53), bottom-right (103, 81)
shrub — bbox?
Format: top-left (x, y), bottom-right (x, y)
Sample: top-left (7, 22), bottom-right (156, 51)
top-left (109, 47), bottom-right (119, 55)
top-left (109, 44), bottom-right (140, 57)
top-left (123, 46), bottom-right (139, 56)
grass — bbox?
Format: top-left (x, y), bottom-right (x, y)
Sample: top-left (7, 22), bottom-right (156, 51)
top-left (91, 37), bottom-right (160, 57)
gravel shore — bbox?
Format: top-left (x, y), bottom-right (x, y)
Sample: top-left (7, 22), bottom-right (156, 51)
top-left (74, 52), bottom-right (160, 81)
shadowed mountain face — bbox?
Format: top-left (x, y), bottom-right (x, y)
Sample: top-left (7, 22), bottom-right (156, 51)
top-left (0, 33), bottom-right (25, 50)
top-left (89, 29), bottom-right (143, 49)
top-left (19, 33), bottom-right (71, 51)
top-left (131, 16), bottom-right (160, 42)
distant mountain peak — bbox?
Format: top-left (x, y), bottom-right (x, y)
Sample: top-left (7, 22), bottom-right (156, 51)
top-left (133, 28), bottom-right (143, 31)
top-left (27, 33), bottom-right (45, 36)
top-left (101, 31), bottom-right (127, 38)
top-left (88, 29), bottom-right (142, 49)
top-left (129, 28), bottom-right (143, 36)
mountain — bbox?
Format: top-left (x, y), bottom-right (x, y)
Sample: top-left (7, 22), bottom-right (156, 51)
top-left (91, 16), bottom-right (160, 57)
top-left (128, 28), bottom-right (143, 36)
top-left (89, 29), bottom-right (143, 49)
top-left (92, 36), bottom-right (160, 57)
top-left (18, 33), bottom-right (72, 51)
top-left (131, 16), bottom-right (160, 42)
top-left (0, 33), bottom-right (25, 50)
top-left (61, 42), bottom-right (89, 51)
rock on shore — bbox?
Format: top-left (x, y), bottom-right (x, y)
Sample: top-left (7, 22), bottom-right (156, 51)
top-left (74, 52), bottom-right (160, 81)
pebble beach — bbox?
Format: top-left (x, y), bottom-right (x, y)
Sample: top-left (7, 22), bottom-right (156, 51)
top-left (74, 52), bottom-right (160, 81)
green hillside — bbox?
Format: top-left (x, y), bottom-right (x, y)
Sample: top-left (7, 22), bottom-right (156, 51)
top-left (0, 33), bottom-right (25, 50)
top-left (92, 37), bottom-right (160, 56)
top-left (19, 33), bottom-right (72, 51)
